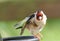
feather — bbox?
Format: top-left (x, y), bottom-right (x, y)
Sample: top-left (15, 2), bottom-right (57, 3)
top-left (14, 17), bottom-right (29, 29)
top-left (20, 24), bottom-right (26, 35)
top-left (26, 14), bottom-right (35, 24)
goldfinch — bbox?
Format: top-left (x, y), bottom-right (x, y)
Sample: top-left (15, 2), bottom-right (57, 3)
top-left (14, 10), bottom-right (47, 41)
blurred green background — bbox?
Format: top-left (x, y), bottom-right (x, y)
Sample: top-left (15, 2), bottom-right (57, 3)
top-left (0, 0), bottom-right (60, 41)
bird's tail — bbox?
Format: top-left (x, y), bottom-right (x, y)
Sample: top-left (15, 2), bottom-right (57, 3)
top-left (20, 26), bottom-right (26, 35)
top-left (14, 17), bottom-right (29, 29)
top-left (14, 17), bottom-right (29, 35)
top-left (14, 21), bottom-right (23, 29)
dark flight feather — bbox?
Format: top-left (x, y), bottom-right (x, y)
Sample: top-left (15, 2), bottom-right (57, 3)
top-left (26, 14), bottom-right (35, 24)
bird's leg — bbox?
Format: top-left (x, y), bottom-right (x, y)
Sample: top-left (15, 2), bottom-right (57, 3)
top-left (33, 33), bottom-right (43, 41)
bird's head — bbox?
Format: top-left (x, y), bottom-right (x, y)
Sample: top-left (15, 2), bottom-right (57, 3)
top-left (34, 10), bottom-right (47, 24)
top-left (35, 10), bottom-right (44, 21)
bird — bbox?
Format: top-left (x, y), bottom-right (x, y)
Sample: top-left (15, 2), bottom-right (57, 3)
top-left (14, 10), bottom-right (47, 41)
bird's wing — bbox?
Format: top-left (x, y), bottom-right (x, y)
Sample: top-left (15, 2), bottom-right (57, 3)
top-left (20, 14), bottom-right (35, 35)
top-left (14, 14), bottom-right (35, 35)
top-left (26, 14), bottom-right (35, 24)
top-left (14, 17), bottom-right (29, 29)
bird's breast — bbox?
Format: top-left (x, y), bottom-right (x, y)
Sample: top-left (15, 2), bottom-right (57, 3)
top-left (26, 22), bottom-right (44, 34)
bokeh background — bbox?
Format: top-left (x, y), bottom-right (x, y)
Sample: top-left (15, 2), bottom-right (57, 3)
top-left (0, 0), bottom-right (60, 41)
